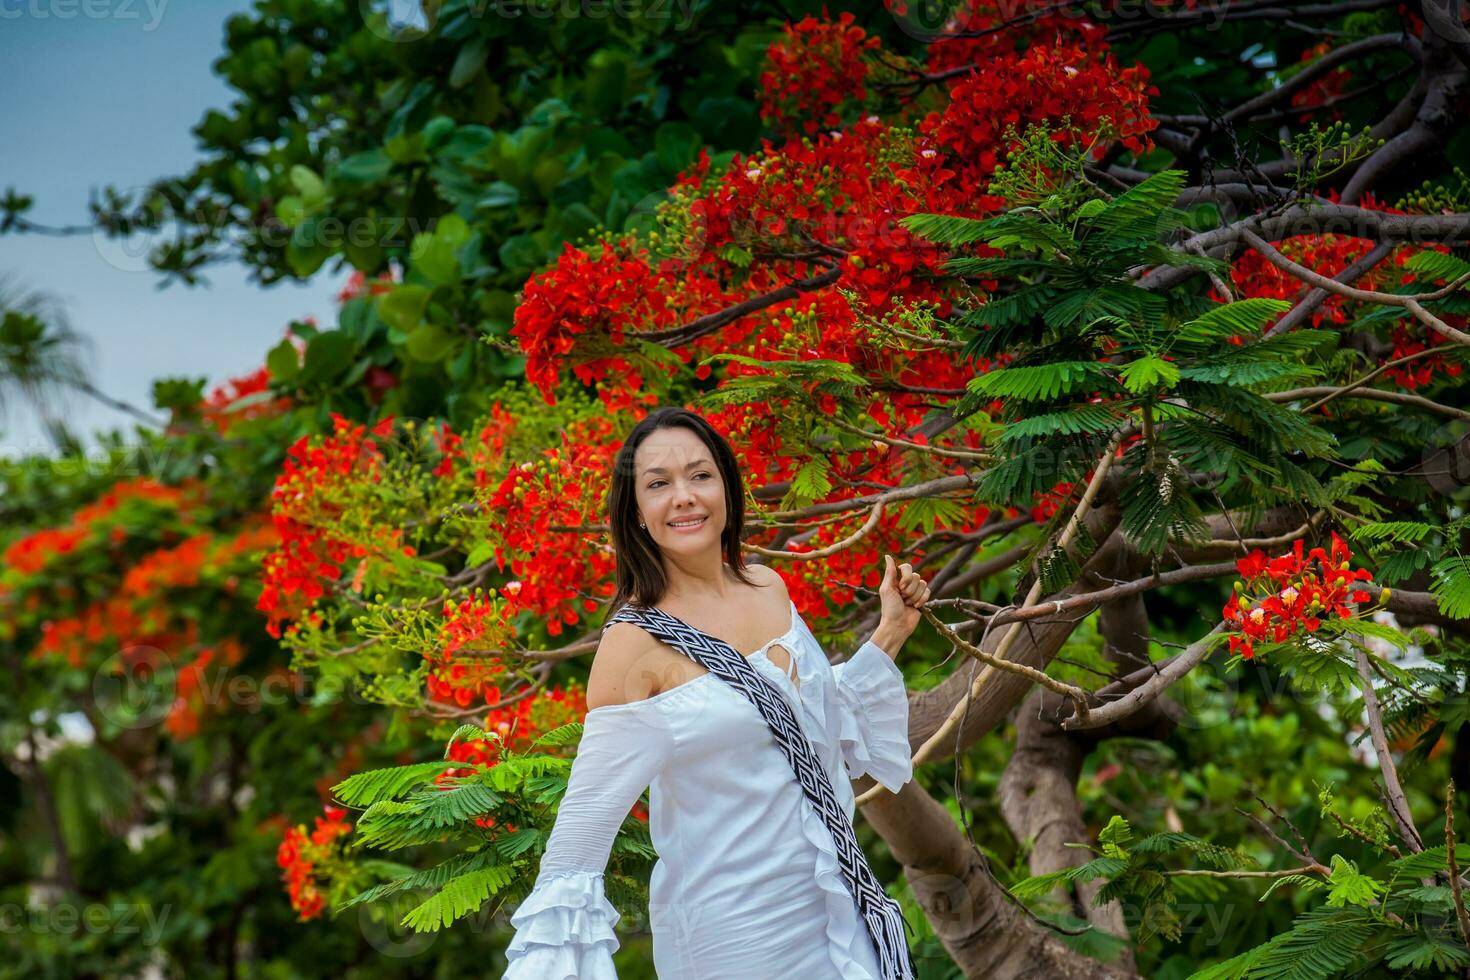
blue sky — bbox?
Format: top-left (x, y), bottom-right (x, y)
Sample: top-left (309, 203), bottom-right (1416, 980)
top-left (0, 0), bottom-right (349, 456)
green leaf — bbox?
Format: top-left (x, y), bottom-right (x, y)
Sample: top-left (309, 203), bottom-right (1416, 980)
top-left (999, 402), bottom-right (1125, 442)
top-left (654, 121), bottom-right (701, 178)
top-left (1324, 854), bottom-right (1385, 908)
top-left (411, 233), bottom-right (461, 286)
top-left (275, 195), bottom-right (306, 228)
top-left (333, 149), bottom-right (392, 186)
top-left (464, 540), bottom-right (494, 568)
top-left (339, 851), bottom-right (500, 911)
top-left (1389, 843), bottom-right (1470, 878)
top-left (968, 362), bottom-right (1105, 401)
top-left (900, 212), bottom-right (999, 248)
top-left (408, 326), bottom-right (458, 364)
top-left (477, 181), bottom-right (520, 209)
top-left (1118, 354), bottom-right (1180, 393)
top-left (790, 458), bottom-right (833, 502)
top-left (1087, 169), bottom-right (1187, 237)
top-left (332, 761), bottom-right (459, 807)
top-left (300, 331), bottom-right (358, 385)
top-left (1430, 553), bottom-right (1470, 618)
top-left (449, 38), bottom-right (487, 89)
top-left (1097, 815), bottom-right (1132, 856)
top-left (401, 866), bottom-right (516, 932)
top-left (1176, 298), bottom-right (1293, 345)
top-left (289, 164), bottom-right (327, 207)
top-left (377, 284), bottom-right (432, 333)
top-left (1385, 935), bottom-right (1470, 971)
top-left (266, 338), bottom-right (300, 383)
top-left (1074, 198), bottom-right (1107, 219)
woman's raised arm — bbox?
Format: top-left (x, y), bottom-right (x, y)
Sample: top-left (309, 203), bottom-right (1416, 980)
top-left (501, 699), bottom-right (674, 979)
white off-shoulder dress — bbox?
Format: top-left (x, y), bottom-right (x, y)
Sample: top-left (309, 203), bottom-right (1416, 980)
top-left (500, 597), bottom-right (913, 979)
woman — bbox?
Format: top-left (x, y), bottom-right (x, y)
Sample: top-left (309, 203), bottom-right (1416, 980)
top-left (501, 406), bottom-right (931, 979)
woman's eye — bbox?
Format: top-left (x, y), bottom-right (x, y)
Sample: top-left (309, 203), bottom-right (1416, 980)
top-left (649, 473), bottom-right (710, 489)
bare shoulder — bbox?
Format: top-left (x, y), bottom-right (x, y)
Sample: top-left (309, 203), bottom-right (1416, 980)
top-left (585, 622), bottom-right (659, 711)
top-left (745, 562), bottom-right (790, 599)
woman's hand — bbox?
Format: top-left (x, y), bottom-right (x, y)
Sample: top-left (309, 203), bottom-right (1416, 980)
top-left (878, 553), bottom-right (931, 640)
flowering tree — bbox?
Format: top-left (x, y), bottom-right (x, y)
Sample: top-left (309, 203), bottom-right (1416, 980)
top-left (5, 1), bottom-right (1470, 977)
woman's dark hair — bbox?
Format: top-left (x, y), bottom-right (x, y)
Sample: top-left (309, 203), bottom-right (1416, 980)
top-left (604, 406), bottom-right (763, 619)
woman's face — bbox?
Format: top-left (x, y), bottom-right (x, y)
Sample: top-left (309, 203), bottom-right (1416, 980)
top-left (632, 426), bottom-right (727, 556)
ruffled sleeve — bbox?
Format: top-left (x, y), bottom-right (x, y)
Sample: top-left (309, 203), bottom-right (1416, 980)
top-left (830, 639), bottom-right (913, 794)
top-left (502, 702), bottom-right (675, 979)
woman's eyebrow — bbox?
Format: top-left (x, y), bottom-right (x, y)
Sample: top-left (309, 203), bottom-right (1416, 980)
top-left (641, 458), bottom-right (712, 476)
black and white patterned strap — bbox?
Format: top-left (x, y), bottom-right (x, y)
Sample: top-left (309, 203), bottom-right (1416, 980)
top-left (604, 602), bottom-right (917, 980)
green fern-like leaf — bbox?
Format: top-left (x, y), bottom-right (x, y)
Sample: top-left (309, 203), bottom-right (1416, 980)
top-left (1010, 856), bottom-right (1130, 900)
top-left (1389, 843), bottom-right (1470, 878)
top-left (333, 761), bottom-right (459, 807)
top-left (1119, 465), bottom-right (1211, 555)
top-left (401, 865), bottom-right (516, 933)
top-left (1086, 170), bottom-right (1188, 238)
top-left (413, 783), bottom-right (501, 829)
top-left (1400, 249), bottom-right (1470, 283)
top-left (899, 212), bottom-right (998, 248)
top-left (530, 722), bottom-right (585, 749)
top-left (1384, 934), bottom-right (1470, 971)
top-left (339, 850), bottom-right (501, 911)
top-left (1175, 298), bottom-right (1293, 345)
top-left (999, 403), bottom-right (1126, 442)
top-left (1246, 905), bottom-right (1378, 979)
top-left (1119, 354), bottom-right (1181, 393)
top-left (1430, 553), bottom-right (1470, 618)
top-left (1351, 521), bottom-right (1435, 545)
top-left (968, 361), bottom-right (1106, 401)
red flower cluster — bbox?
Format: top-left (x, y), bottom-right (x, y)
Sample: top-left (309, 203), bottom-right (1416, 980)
top-left (1222, 531), bottom-right (1375, 659)
top-left (432, 421), bottom-right (465, 478)
top-left (1384, 324), bottom-right (1465, 390)
top-left (915, 0), bottom-right (1108, 76)
top-left (759, 11), bottom-right (881, 136)
top-left (921, 40), bottom-right (1158, 181)
top-left (510, 235), bottom-right (735, 408)
top-left (276, 805), bottom-right (352, 921)
top-left (1029, 481), bottom-right (1077, 524)
top-left (258, 414), bottom-right (411, 638)
top-left (484, 681), bottom-right (588, 755)
top-left (426, 595), bottom-right (511, 708)
top-left (4, 477), bottom-right (197, 576)
top-left (1289, 42), bottom-right (1353, 123)
top-left (1226, 235), bottom-right (1390, 332)
top-left (483, 416), bottom-right (621, 635)
top-left (200, 363), bottom-right (294, 434)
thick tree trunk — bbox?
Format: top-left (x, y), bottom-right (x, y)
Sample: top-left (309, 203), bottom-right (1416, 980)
top-left (864, 778), bottom-right (1137, 979)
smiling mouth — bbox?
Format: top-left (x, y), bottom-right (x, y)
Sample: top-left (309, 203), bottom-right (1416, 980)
top-left (667, 516), bottom-right (708, 528)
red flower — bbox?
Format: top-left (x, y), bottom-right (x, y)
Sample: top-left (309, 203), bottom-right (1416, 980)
top-left (1222, 532), bottom-right (1375, 659)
